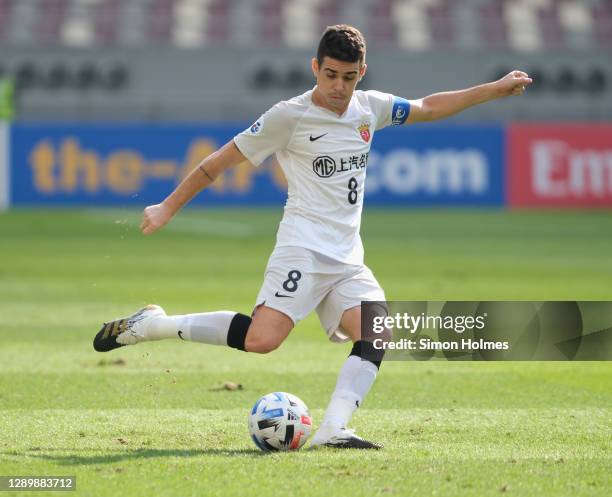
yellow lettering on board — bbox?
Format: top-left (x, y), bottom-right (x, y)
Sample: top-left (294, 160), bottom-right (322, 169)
top-left (106, 151), bottom-right (144, 194)
top-left (233, 161), bottom-right (257, 192)
top-left (29, 140), bottom-right (56, 193)
top-left (59, 138), bottom-right (100, 192)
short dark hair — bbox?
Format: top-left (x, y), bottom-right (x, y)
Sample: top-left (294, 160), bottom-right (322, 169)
top-left (316, 25), bottom-right (366, 67)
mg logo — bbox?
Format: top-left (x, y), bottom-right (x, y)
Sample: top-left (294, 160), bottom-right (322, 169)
top-left (312, 156), bottom-right (336, 178)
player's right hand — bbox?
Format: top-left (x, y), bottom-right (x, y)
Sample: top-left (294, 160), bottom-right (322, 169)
top-left (140, 203), bottom-right (173, 235)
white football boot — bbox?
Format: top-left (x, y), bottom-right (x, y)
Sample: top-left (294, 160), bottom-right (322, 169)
top-left (309, 423), bottom-right (383, 450)
top-left (93, 305), bottom-right (166, 352)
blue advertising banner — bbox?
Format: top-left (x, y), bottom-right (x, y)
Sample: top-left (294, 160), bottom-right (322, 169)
top-left (10, 123), bottom-right (504, 207)
top-left (366, 124), bottom-right (504, 206)
top-left (11, 123), bottom-right (287, 206)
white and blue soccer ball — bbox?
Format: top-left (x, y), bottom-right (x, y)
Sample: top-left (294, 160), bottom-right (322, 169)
top-left (248, 392), bottom-right (312, 452)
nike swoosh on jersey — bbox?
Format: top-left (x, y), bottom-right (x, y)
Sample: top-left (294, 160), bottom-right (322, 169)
top-left (275, 291), bottom-right (294, 298)
top-left (309, 133), bottom-right (328, 142)
top-left (178, 330), bottom-right (185, 340)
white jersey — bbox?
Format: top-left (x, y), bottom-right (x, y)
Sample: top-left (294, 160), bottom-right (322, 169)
top-left (234, 87), bottom-right (410, 265)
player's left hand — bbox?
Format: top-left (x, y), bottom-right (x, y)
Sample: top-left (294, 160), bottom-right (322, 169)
top-left (496, 70), bottom-right (533, 97)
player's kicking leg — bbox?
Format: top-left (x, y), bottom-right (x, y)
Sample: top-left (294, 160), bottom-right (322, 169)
top-left (92, 304), bottom-right (292, 354)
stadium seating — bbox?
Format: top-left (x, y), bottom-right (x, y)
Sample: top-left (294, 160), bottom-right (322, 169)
top-left (0, 0), bottom-right (610, 51)
top-left (0, 0), bottom-right (609, 122)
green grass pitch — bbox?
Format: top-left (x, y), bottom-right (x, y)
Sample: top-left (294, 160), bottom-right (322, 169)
top-left (0, 208), bottom-right (610, 497)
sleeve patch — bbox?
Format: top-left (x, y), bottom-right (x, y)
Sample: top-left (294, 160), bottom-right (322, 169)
top-left (249, 117), bottom-right (264, 134)
top-left (391, 98), bottom-right (410, 125)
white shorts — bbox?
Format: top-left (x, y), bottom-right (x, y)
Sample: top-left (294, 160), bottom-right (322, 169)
top-left (254, 246), bottom-right (386, 343)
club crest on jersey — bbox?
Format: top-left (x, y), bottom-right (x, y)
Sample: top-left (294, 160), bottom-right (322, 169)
top-left (358, 121), bottom-right (371, 142)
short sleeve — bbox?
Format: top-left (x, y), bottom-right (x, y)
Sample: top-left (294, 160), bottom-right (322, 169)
top-left (366, 90), bottom-right (411, 130)
top-left (234, 102), bottom-right (296, 167)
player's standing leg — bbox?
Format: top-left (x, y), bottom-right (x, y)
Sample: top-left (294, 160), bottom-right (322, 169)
top-left (310, 304), bottom-right (388, 449)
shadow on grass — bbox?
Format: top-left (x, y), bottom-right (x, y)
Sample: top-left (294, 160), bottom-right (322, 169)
top-left (2, 447), bottom-right (265, 465)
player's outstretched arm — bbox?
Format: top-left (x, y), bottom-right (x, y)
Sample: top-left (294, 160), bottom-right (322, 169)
top-left (140, 140), bottom-right (246, 235)
top-left (406, 70), bottom-right (533, 124)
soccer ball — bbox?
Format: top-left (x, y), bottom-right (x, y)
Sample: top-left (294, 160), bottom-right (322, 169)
top-left (248, 392), bottom-right (312, 452)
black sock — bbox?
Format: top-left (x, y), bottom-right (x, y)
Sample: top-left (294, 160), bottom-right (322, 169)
top-left (226, 313), bottom-right (251, 351)
top-left (349, 340), bottom-right (385, 369)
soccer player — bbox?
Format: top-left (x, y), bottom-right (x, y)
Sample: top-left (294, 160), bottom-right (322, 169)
top-left (93, 25), bottom-right (532, 449)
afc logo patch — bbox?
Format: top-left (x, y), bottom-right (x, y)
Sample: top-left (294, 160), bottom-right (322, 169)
top-left (358, 121), bottom-right (371, 142)
top-left (391, 98), bottom-right (410, 125)
top-left (250, 118), bottom-right (263, 134)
